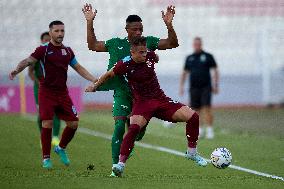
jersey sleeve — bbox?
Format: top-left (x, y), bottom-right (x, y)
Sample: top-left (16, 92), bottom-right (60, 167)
top-left (30, 46), bottom-right (46, 61)
top-left (113, 60), bottom-right (127, 75)
top-left (208, 54), bottom-right (217, 68)
top-left (105, 38), bottom-right (117, 52)
top-left (146, 36), bottom-right (160, 51)
top-left (184, 56), bottom-right (191, 71)
top-left (67, 47), bottom-right (78, 67)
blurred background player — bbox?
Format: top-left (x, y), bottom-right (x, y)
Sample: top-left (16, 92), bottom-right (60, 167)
top-left (82, 3), bottom-right (178, 176)
top-left (179, 37), bottom-right (219, 139)
top-left (9, 20), bottom-right (97, 169)
top-left (86, 37), bottom-right (207, 177)
top-left (28, 31), bottom-right (61, 146)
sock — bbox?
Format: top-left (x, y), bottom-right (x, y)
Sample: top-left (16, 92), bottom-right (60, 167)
top-left (111, 119), bottom-right (126, 164)
top-left (37, 116), bottom-right (42, 132)
top-left (59, 126), bottom-right (77, 149)
top-left (52, 115), bottom-right (61, 137)
top-left (41, 127), bottom-right (52, 159)
top-left (186, 112), bottom-right (199, 148)
top-left (135, 125), bottom-right (147, 141)
top-left (119, 124), bottom-right (141, 163)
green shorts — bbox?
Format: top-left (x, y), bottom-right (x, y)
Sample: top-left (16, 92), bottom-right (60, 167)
top-left (97, 75), bottom-right (132, 117)
top-left (112, 89), bottom-right (132, 117)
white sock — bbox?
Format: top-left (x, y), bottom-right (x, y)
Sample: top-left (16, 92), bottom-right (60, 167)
top-left (187, 147), bottom-right (197, 156)
top-left (206, 126), bottom-right (214, 134)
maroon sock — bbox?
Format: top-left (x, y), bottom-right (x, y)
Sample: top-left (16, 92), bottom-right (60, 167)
top-left (119, 124), bottom-right (140, 163)
top-left (41, 127), bottom-right (52, 159)
top-left (59, 126), bottom-right (77, 149)
top-left (186, 113), bottom-right (199, 148)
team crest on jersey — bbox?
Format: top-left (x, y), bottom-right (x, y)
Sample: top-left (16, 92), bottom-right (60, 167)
top-left (61, 49), bottom-right (67, 56)
top-left (146, 60), bottom-right (152, 68)
top-left (200, 54), bottom-right (206, 62)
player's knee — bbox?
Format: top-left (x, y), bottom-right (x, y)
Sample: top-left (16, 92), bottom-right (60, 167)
top-left (42, 120), bottom-right (53, 128)
top-left (66, 121), bottom-right (78, 129)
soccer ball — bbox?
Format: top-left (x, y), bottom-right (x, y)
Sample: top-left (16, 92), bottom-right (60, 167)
top-left (210, 147), bottom-right (232, 169)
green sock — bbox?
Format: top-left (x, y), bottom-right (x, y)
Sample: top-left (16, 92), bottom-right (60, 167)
top-left (52, 115), bottom-right (61, 137)
top-left (37, 115), bottom-right (42, 132)
top-left (112, 119), bottom-right (126, 164)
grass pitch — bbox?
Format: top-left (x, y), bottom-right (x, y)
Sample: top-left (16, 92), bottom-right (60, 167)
top-left (0, 108), bottom-right (283, 189)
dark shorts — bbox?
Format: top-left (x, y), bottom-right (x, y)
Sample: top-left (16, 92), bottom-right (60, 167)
top-left (131, 97), bottom-right (184, 123)
top-left (39, 88), bottom-right (79, 121)
top-left (190, 86), bottom-right (212, 109)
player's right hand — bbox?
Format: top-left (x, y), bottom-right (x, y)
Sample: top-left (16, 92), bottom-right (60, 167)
top-left (9, 70), bottom-right (17, 80)
top-left (85, 83), bottom-right (97, 92)
top-left (82, 3), bottom-right (97, 21)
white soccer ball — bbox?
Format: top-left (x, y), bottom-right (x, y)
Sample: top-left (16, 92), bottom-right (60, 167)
top-left (210, 147), bottom-right (232, 169)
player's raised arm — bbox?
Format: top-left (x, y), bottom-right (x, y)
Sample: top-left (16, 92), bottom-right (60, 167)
top-left (82, 3), bottom-right (107, 52)
top-left (158, 5), bottom-right (179, 50)
top-left (85, 69), bottom-right (115, 92)
top-left (9, 56), bottom-right (38, 80)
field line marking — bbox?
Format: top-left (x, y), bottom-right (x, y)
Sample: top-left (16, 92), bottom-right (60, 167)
top-left (78, 127), bottom-right (284, 182)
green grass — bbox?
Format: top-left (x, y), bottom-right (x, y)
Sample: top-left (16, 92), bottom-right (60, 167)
top-left (0, 109), bottom-right (284, 189)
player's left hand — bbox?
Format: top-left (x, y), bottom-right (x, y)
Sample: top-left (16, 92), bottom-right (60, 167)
top-left (161, 5), bottom-right (175, 27)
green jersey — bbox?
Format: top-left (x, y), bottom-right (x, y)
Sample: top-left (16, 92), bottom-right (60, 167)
top-left (98, 36), bottom-right (160, 92)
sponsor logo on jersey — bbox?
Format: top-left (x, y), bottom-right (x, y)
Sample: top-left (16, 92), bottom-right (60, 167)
top-left (200, 54), bottom-right (206, 62)
top-left (47, 51), bottom-right (53, 55)
top-left (72, 105), bottom-right (77, 115)
top-left (169, 100), bottom-right (179, 104)
top-left (118, 46), bottom-right (124, 50)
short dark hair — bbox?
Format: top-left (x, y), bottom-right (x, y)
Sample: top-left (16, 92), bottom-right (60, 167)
top-left (194, 37), bottom-right (202, 42)
top-left (130, 36), bottom-right (146, 47)
top-left (49, 20), bottom-right (64, 29)
top-left (126, 15), bottom-right (142, 23)
top-left (40, 32), bottom-right (49, 40)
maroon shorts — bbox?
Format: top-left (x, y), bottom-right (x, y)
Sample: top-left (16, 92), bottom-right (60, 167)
top-left (131, 97), bottom-right (184, 122)
top-left (39, 88), bottom-right (79, 121)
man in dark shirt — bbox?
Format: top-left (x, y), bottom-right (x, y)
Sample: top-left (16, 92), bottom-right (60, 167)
top-left (179, 37), bottom-right (219, 139)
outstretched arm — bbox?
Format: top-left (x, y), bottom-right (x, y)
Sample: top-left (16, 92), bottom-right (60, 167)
top-left (72, 63), bottom-right (97, 82)
top-left (28, 65), bottom-right (36, 82)
top-left (9, 56), bottom-right (37, 80)
top-left (158, 5), bottom-right (179, 50)
top-left (85, 69), bottom-right (115, 92)
top-left (82, 3), bottom-right (107, 52)
top-left (179, 70), bottom-right (189, 96)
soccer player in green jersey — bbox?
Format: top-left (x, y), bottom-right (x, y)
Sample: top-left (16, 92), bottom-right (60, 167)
top-left (82, 3), bottom-right (178, 176)
top-left (28, 32), bottom-right (61, 146)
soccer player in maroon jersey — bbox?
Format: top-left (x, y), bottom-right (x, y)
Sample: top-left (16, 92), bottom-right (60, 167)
top-left (9, 20), bottom-right (97, 169)
top-left (86, 36), bottom-right (207, 176)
